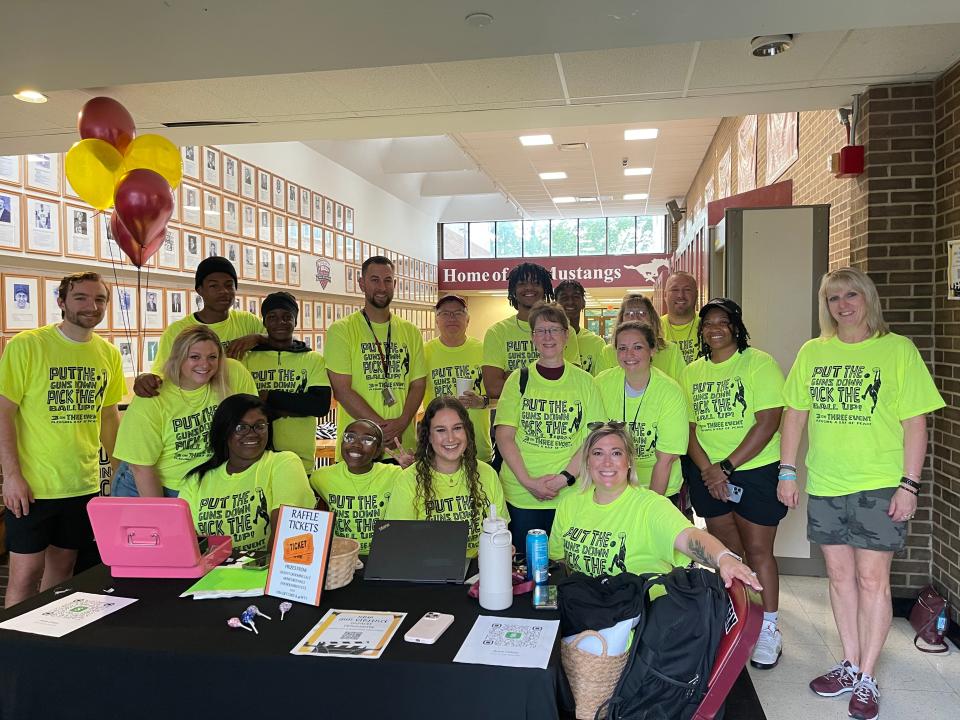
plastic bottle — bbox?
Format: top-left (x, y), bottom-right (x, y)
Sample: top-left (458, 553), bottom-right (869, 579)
top-left (478, 504), bottom-right (513, 611)
top-left (936, 608), bottom-right (948, 635)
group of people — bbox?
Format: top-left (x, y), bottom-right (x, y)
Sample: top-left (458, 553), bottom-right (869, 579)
top-left (0, 252), bottom-right (942, 720)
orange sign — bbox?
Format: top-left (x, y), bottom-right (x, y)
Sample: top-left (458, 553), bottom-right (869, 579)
top-left (283, 533), bottom-right (314, 565)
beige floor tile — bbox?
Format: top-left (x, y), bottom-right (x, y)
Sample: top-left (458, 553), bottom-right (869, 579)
top-left (874, 688), bottom-right (960, 719)
top-left (748, 640), bottom-right (840, 686)
top-left (751, 675), bottom-right (851, 720)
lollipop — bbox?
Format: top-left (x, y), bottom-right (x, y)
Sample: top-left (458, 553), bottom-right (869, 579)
top-left (279, 601), bottom-right (292, 621)
top-left (240, 609), bottom-right (259, 634)
top-left (246, 604), bottom-right (272, 621)
top-left (228, 617), bottom-right (253, 632)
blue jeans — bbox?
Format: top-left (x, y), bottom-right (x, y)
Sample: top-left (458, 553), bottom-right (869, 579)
top-left (110, 461), bottom-right (179, 498)
top-left (506, 502), bottom-right (555, 561)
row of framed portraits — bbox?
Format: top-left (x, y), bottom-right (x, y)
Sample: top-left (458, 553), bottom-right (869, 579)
top-left (342, 264), bottom-right (438, 304)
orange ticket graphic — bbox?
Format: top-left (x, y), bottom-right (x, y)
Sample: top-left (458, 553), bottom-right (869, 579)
top-left (283, 533), bottom-right (314, 564)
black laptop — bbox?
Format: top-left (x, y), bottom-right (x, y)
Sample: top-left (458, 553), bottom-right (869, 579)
top-left (364, 520), bottom-right (470, 583)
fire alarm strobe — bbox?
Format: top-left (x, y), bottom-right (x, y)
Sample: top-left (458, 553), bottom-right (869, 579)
top-left (829, 145), bottom-right (865, 178)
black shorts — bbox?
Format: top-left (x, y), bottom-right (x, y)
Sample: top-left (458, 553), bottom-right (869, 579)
top-left (4, 494), bottom-right (96, 554)
top-left (683, 458), bottom-right (787, 527)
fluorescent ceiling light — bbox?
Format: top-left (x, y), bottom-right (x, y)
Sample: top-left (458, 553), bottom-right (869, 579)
top-left (553, 196), bottom-right (576, 204)
top-left (539, 171), bottom-right (567, 180)
top-left (623, 193), bottom-right (649, 200)
top-left (519, 134), bottom-right (553, 146)
top-left (624, 167), bottom-right (652, 176)
top-left (14, 90), bottom-right (47, 103)
top-left (577, 197), bottom-right (598, 202)
top-left (624, 128), bottom-right (658, 140)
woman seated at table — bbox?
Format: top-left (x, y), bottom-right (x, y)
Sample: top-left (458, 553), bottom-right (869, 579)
top-left (113, 326), bottom-right (259, 497)
top-left (599, 294), bottom-right (685, 381)
top-left (311, 418), bottom-right (405, 554)
top-left (595, 322), bottom-right (688, 501)
top-left (384, 397), bottom-right (508, 557)
top-left (179, 394), bottom-right (315, 553)
top-left (549, 422), bottom-right (761, 590)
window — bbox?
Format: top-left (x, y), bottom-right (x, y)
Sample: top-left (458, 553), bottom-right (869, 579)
top-left (468, 222), bottom-right (495, 258)
top-left (523, 221), bottom-right (550, 257)
top-left (496, 221), bottom-right (522, 257)
top-left (637, 216), bottom-right (665, 252)
top-left (607, 216), bottom-right (636, 254)
top-left (578, 218), bottom-right (606, 255)
top-left (551, 219), bottom-right (578, 256)
top-left (442, 223), bottom-right (467, 259)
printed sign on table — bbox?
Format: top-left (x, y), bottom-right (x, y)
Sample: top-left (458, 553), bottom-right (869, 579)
top-left (265, 505), bottom-right (333, 606)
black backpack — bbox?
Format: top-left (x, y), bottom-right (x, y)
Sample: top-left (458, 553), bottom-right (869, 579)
top-left (489, 367), bottom-right (529, 473)
top-left (600, 567), bottom-right (728, 720)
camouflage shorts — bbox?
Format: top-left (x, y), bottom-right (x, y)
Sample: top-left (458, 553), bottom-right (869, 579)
top-left (807, 487), bottom-right (905, 551)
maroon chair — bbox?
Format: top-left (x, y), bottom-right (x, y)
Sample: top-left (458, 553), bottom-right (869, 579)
top-left (691, 579), bottom-right (763, 720)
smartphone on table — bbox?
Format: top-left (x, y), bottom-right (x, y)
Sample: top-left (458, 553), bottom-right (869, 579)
top-left (532, 584), bottom-right (558, 610)
top-left (404, 612), bottom-right (455, 644)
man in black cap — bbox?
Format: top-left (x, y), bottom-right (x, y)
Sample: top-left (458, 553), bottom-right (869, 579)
top-left (133, 256), bottom-right (266, 398)
top-left (242, 292), bottom-right (331, 471)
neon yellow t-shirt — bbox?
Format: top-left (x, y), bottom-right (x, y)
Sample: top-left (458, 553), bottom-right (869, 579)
top-left (152, 309), bottom-right (265, 371)
top-left (243, 347), bottom-right (328, 471)
top-left (384, 462), bottom-right (509, 557)
top-left (682, 348), bottom-right (785, 470)
top-left (310, 461), bottom-right (403, 554)
top-left (481, 315), bottom-right (581, 372)
top-left (548, 485), bottom-right (691, 577)
top-left (599, 340), bottom-right (686, 382)
top-left (594, 366), bottom-right (688, 495)
top-left (660, 316), bottom-right (701, 365)
top-left (113, 359), bottom-right (258, 491)
top-left (0, 325), bottom-right (124, 499)
top-left (423, 337), bottom-right (492, 462)
top-left (325, 311), bottom-right (426, 460)
top-left (494, 362), bottom-right (604, 509)
top-left (576, 328), bottom-right (607, 377)
top-left (179, 450), bottom-right (315, 553)
top-left (783, 333), bottom-right (945, 496)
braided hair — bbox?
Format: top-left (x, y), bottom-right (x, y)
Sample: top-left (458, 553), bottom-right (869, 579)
top-left (696, 300), bottom-right (751, 360)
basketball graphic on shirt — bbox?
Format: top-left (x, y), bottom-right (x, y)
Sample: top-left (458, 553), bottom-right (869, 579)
top-left (567, 401), bottom-right (583, 434)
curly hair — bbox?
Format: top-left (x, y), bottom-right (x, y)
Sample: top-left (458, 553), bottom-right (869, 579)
top-left (414, 397), bottom-right (488, 534)
top-left (696, 301), bottom-right (751, 360)
top-left (507, 262), bottom-right (555, 309)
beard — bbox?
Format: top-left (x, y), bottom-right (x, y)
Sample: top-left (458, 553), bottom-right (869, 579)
top-left (368, 292), bottom-right (392, 309)
top-left (63, 308), bottom-right (103, 329)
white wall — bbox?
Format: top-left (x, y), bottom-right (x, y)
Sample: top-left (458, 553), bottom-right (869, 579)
top-left (218, 142), bottom-right (439, 262)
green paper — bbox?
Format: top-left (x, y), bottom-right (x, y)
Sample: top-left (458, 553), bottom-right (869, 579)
top-left (180, 567), bottom-right (268, 599)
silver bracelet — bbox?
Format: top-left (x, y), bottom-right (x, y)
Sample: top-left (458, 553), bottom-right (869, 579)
top-left (716, 549), bottom-right (742, 565)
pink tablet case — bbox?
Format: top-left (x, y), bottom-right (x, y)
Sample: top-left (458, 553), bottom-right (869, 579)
top-left (87, 497), bottom-right (232, 578)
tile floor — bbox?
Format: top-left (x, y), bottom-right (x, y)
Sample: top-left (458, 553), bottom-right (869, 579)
top-left (751, 574), bottom-right (960, 720)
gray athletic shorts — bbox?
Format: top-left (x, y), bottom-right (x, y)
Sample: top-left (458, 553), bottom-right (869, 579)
top-left (807, 487), bottom-right (905, 552)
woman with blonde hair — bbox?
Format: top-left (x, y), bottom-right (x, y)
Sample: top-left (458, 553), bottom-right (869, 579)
top-left (780, 268), bottom-right (943, 720)
top-left (599, 293), bottom-right (685, 381)
top-left (113, 326), bottom-right (258, 497)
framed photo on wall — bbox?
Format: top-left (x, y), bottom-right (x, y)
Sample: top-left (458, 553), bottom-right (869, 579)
top-left (274, 251), bottom-right (287, 284)
top-left (0, 191), bottom-right (22, 250)
top-left (345, 206), bottom-right (354, 235)
top-left (43, 278), bottom-right (62, 326)
top-left (25, 197), bottom-right (60, 255)
top-left (258, 208), bottom-right (272, 244)
top-left (241, 203), bottom-right (256, 239)
top-left (166, 289), bottom-right (187, 324)
top-left (324, 302), bottom-right (333, 328)
top-left (335, 233), bottom-right (344, 261)
top-left (259, 247), bottom-right (273, 283)
top-left (345, 237), bottom-right (354, 264)
top-left (334, 203), bottom-right (344, 231)
top-left (183, 231), bottom-right (202, 270)
top-left (223, 197), bottom-right (239, 235)
top-left (116, 336), bottom-right (138, 376)
top-left (202, 190), bottom-right (221, 231)
top-left (273, 214), bottom-right (286, 247)
top-left (300, 222), bottom-right (311, 252)
top-left (302, 300), bottom-right (313, 330)
top-left (324, 229), bottom-right (334, 257)
top-left (312, 192), bottom-right (323, 223)
top-left (314, 333), bottom-right (324, 353)
top-left (241, 244), bottom-right (257, 280)
top-left (241, 162), bottom-right (256, 200)
top-left (0, 156), bottom-right (22, 185)
top-left (312, 225), bottom-right (323, 256)
top-left (289, 253), bottom-right (300, 286)
top-left (181, 183), bottom-right (201, 226)
top-left (287, 183), bottom-right (299, 215)
top-left (142, 335), bottom-right (161, 371)
top-left (246, 297), bottom-right (259, 316)
top-left (204, 236), bottom-right (222, 259)
top-left (202, 147), bottom-right (220, 186)
top-left (192, 292), bottom-right (204, 313)
top-left (158, 226), bottom-right (180, 270)
top-left (142, 288), bottom-right (163, 330)
top-left (286, 220), bottom-right (299, 250)
top-left (222, 154), bottom-right (239, 195)
top-left (182, 146), bottom-right (200, 179)
top-left (299, 188), bottom-right (310, 220)
top-left (224, 240), bottom-right (240, 267)
top-left (64, 204), bottom-right (95, 258)
top-left (272, 176), bottom-right (285, 210)
top-left (98, 212), bottom-right (125, 265)
top-left (324, 198), bottom-right (334, 227)
top-left (26, 153), bottom-right (60, 194)
top-left (258, 169), bottom-right (272, 204)
top-left (111, 285), bottom-right (138, 332)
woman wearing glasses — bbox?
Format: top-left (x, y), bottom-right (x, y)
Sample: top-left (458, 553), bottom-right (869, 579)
top-left (599, 294), bottom-right (685, 381)
top-left (311, 418), bottom-right (406, 554)
top-left (681, 298), bottom-right (786, 670)
top-left (113, 326), bottom-right (259, 497)
top-left (549, 422), bottom-right (762, 589)
top-left (494, 302), bottom-right (604, 550)
top-left (179, 394), bottom-right (314, 553)
top-left (594, 322), bottom-right (688, 501)
top-left (384, 397), bottom-right (507, 557)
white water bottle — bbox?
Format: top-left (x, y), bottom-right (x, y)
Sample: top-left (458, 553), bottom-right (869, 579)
top-left (478, 504), bottom-right (513, 611)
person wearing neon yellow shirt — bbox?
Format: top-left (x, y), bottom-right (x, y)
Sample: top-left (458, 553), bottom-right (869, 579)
top-left (494, 302), bottom-right (603, 552)
top-left (598, 294), bottom-right (685, 382)
top-left (0, 272), bottom-right (124, 608)
top-left (595, 322), bottom-right (687, 501)
top-left (424, 295), bottom-right (492, 463)
top-left (179, 394), bottom-right (315, 553)
top-left (243, 292), bottom-right (331, 471)
top-left (482, 262), bottom-right (581, 401)
top-left (133, 256), bottom-right (265, 398)
top-left (549, 422), bottom-right (762, 591)
top-left (660, 271), bottom-right (701, 365)
top-left (311, 419), bottom-right (405, 554)
top-left (384, 398), bottom-right (508, 557)
top-left (113, 326), bottom-right (258, 497)
top-left (681, 297), bottom-right (786, 671)
top-left (779, 269), bottom-right (944, 720)
top-left (326, 256), bottom-right (426, 460)
top-left (555, 280), bottom-right (607, 376)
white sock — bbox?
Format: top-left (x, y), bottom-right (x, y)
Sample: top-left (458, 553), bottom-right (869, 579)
top-left (846, 660), bottom-right (861, 674)
top-left (763, 611), bottom-right (778, 626)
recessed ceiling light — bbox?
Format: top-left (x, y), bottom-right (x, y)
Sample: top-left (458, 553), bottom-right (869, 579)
top-left (539, 171), bottom-right (567, 180)
top-left (519, 134), bottom-right (553, 147)
top-left (623, 193), bottom-right (649, 200)
top-left (553, 196), bottom-right (576, 204)
top-left (750, 34), bottom-right (793, 57)
top-left (13, 90), bottom-right (47, 104)
top-left (624, 128), bottom-right (658, 140)
top-left (464, 12), bottom-right (494, 28)
top-left (624, 167), bottom-right (652, 176)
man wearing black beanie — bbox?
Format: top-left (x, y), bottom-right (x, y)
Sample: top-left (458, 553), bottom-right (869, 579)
top-left (132, 256), bottom-right (266, 398)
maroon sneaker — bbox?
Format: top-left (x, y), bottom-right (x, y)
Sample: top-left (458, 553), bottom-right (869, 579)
top-left (848, 675), bottom-right (879, 720)
top-left (809, 661), bottom-right (859, 697)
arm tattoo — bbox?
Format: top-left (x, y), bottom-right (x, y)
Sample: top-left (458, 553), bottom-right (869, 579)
top-left (687, 537), bottom-right (715, 568)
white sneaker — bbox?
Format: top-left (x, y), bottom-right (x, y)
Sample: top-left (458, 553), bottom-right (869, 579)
top-left (750, 620), bottom-right (782, 669)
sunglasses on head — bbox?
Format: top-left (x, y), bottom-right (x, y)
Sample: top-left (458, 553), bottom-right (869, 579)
top-left (587, 421), bottom-right (627, 431)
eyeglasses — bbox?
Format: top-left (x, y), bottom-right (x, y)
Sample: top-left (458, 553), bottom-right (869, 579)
top-left (622, 309), bottom-right (649, 318)
top-left (532, 327), bottom-right (565, 338)
top-left (233, 422), bottom-right (269, 435)
top-left (436, 310), bottom-right (467, 319)
top-left (587, 421), bottom-right (627, 431)
top-left (343, 432), bottom-right (379, 447)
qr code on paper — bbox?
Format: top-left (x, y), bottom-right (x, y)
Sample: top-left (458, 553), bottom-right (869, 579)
top-left (482, 622), bottom-right (543, 648)
top-left (42, 598), bottom-right (115, 620)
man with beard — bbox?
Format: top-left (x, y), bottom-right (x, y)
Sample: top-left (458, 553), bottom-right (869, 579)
top-left (660, 271), bottom-right (701, 365)
top-left (0, 272), bottom-right (124, 607)
top-left (326, 256), bottom-right (425, 461)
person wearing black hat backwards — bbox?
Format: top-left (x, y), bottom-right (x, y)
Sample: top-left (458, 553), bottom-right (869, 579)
top-left (242, 292), bottom-right (331, 472)
top-left (680, 297), bottom-right (787, 671)
top-left (133, 256), bottom-right (266, 398)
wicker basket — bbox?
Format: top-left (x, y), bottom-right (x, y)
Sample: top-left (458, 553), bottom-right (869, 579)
top-left (561, 630), bottom-right (629, 720)
top-left (324, 536), bottom-right (361, 590)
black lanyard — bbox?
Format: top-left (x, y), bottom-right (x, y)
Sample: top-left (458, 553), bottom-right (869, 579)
top-left (361, 310), bottom-right (392, 382)
top-left (622, 375), bottom-right (650, 429)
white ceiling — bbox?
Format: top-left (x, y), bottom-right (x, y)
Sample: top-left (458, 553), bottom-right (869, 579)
top-left (1, 2), bottom-right (959, 223)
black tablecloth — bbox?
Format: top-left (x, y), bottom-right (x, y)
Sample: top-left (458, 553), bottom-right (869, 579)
top-left (0, 565), bottom-right (562, 720)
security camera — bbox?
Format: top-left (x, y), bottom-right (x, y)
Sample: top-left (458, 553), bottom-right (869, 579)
top-left (837, 108), bottom-right (852, 125)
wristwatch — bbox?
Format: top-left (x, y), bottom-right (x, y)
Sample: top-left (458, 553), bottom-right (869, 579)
top-left (719, 459), bottom-right (736, 477)
top-left (560, 470), bottom-right (576, 486)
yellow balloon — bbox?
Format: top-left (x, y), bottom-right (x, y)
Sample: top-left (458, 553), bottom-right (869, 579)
top-left (64, 139), bottom-right (123, 210)
top-left (120, 134), bottom-right (183, 190)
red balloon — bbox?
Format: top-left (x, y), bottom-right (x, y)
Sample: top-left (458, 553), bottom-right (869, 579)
top-left (113, 169), bottom-right (173, 265)
top-left (110, 212), bottom-right (165, 268)
top-left (78, 97), bottom-right (136, 154)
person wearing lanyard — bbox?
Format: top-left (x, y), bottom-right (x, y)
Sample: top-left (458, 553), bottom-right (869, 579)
top-left (598, 294), bottom-right (686, 382)
top-left (660, 272), bottom-right (701, 365)
top-left (326, 256), bottom-right (426, 461)
top-left (594, 322), bottom-right (687, 504)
